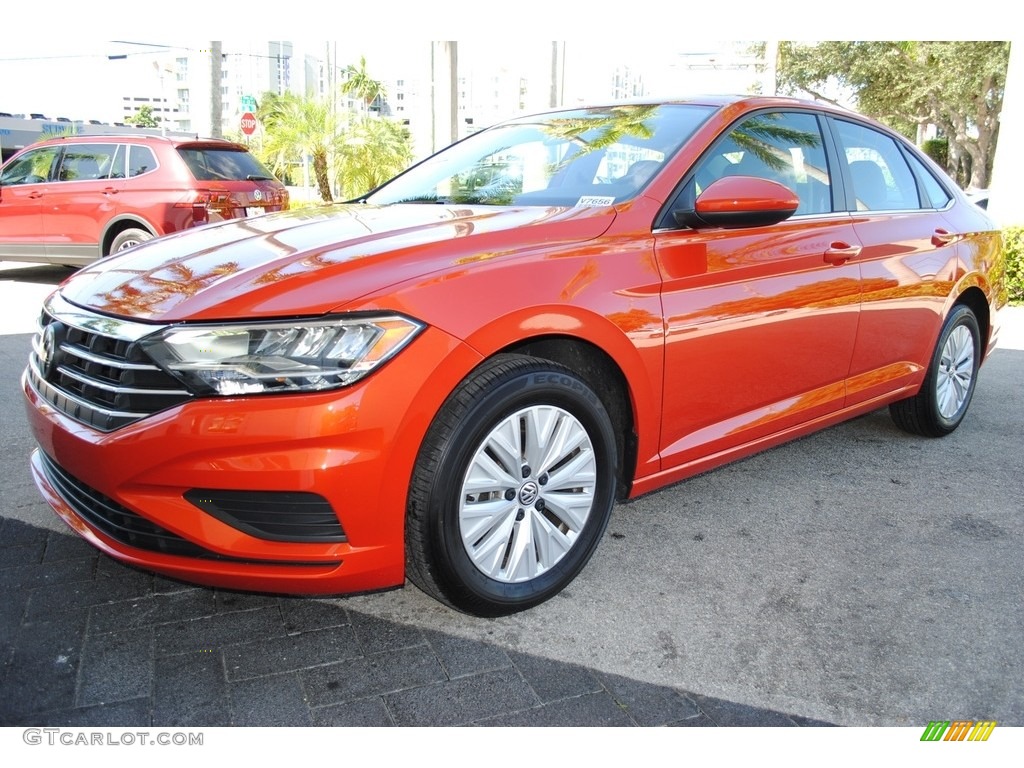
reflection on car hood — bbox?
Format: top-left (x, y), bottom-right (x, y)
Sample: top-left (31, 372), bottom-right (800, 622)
top-left (58, 203), bottom-right (614, 322)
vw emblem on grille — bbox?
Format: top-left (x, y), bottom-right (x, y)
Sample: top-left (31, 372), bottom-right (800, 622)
top-left (39, 323), bottom-right (59, 378)
top-left (518, 481), bottom-right (540, 506)
top-left (253, 189), bottom-right (262, 202)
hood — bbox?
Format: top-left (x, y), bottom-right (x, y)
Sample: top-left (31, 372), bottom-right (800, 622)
top-left (59, 203), bottom-right (614, 322)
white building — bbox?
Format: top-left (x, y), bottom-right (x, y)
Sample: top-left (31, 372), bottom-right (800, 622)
top-left (116, 42), bottom-right (325, 136)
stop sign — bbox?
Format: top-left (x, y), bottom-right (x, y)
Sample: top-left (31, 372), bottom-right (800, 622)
top-left (240, 112), bottom-right (258, 136)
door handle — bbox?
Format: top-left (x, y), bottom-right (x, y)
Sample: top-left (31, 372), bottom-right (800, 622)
top-left (28, 191), bottom-right (43, 199)
top-left (103, 187), bottom-right (118, 195)
top-left (823, 243), bottom-right (862, 265)
top-left (932, 229), bottom-right (956, 247)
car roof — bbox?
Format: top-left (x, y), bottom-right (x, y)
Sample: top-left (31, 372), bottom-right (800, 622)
top-left (511, 94), bottom-right (863, 121)
top-left (23, 134), bottom-right (249, 151)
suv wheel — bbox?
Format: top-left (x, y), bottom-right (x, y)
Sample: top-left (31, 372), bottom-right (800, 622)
top-left (110, 228), bottom-right (153, 254)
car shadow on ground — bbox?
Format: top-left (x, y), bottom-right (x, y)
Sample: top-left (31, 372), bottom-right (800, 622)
top-left (0, 264), bottom-right (78, 285)
top-left (0, 516), bottom-right (832, 728)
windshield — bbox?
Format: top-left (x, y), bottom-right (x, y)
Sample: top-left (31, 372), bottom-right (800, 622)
top-left (366, 104), bottom-right (715, 207)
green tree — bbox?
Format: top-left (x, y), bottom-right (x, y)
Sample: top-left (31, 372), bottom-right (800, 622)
top-left (256, 90), bottom-right (414, 203)
top-left (341, 56), bottom-right (386, 112)
top-left (259, 92), bottom-right (345, 202)
top-left (772, 41), bottom-right (1009, 189)
top-left (335, 116), bottom-right (414, 199)
top-left (128, 104), bottom-right (160, 127)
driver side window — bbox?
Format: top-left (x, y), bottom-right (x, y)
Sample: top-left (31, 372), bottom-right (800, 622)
top-left (0, 147), bottom-right (61, 186)
top-left (690, 111), bottom-right (833, 216)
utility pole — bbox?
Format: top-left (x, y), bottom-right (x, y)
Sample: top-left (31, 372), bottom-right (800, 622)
top-left (431, 42), bottom-right (458, 153)
top-left (550, 42), bottom-right (560, 108)
top-left (448, 42), bottom-right (458, 146)
top-left (210, 41), bottom-right (223, 138)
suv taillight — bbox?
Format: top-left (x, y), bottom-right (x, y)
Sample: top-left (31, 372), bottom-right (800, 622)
top-left (175, 190), bottom-right (233, 226)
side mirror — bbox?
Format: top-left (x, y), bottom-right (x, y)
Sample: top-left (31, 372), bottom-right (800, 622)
top-left (674, 176), bottom-right (800, 229)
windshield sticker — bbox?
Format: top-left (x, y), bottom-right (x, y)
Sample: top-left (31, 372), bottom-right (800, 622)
top-left (576, 196), bottom-right (616, 207)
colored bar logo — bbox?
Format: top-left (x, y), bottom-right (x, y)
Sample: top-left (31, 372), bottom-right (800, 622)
top-left (921, 720), bottom-right (997, 741)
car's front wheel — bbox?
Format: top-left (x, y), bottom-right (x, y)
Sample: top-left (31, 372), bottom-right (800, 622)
top-left (890, 304), bottom-right (981, 436)
top-left (406, 355), bottom-right (618, 616)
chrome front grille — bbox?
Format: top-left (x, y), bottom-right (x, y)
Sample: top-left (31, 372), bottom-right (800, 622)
top-left (26, 295), bottom-right (192, 431)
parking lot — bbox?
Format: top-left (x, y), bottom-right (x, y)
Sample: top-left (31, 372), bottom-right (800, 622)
top-left (1, 261), bottom-right (1021, 727)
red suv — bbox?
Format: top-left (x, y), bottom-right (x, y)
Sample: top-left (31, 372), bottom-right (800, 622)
top-left (0, 134), bottom-right (288, 265)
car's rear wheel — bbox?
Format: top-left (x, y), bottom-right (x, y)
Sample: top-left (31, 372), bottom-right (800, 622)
top-left (889, 304), bottom-right (981, 436)
top-left (406, 355), bottom-right (617, 616)
top-left (109, 228), bottom-right (152, 254)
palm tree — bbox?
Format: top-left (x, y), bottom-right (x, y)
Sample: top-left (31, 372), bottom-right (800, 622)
top-left (335, 116), bottom-right (414, 199)
top-left (541, 105), bottom-right (658, 153)
top-left (259, 93), bottom-right (344, 203)
top-left (340, 56), bottom-right (386, 113)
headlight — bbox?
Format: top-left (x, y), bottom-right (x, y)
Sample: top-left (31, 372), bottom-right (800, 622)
top-left (140, 315), bottom-right (424, 396)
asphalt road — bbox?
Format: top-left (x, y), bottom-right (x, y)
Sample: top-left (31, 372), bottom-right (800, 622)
top-left (1, 261), bottom-right (1021, 727)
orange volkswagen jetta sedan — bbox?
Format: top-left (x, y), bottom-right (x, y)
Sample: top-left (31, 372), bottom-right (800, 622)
top-left (23, 97), bottom-right (1004, 615)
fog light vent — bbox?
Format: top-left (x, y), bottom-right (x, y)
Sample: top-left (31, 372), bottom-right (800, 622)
top-left (184, 489), bottom-right (346, 543)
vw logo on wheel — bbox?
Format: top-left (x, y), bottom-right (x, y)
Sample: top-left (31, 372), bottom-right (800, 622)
top-left (518, 481), bottom-right (539, 506)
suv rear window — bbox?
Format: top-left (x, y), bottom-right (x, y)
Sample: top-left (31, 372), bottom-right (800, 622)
top-left (177, 147), bottom-right (277, 182)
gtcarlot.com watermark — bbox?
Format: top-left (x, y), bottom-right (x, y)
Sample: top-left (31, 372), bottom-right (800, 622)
top-left (23, 728), bottom-right (203, 747)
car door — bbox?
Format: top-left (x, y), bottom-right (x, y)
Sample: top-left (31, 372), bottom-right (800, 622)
top-left (0, 145), bottom-right (61, 261)
top-left (828, 118), bottom-right (964, 407)
top-left (653, 110), bottom-right (863, 471)
top-left (40, 142), bottom-right (121, 262)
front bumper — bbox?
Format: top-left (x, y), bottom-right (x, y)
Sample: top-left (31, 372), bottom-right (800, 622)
top-left (23, 324), bottom-right (480, 595)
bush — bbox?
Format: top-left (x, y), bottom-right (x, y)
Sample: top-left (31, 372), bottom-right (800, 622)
top-left (1005, 226), bottom-right (1024, 305)
top-left (922, 138), bottom-right (949, 169)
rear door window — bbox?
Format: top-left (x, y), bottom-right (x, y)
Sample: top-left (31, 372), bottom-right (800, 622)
top-left (108, 145), bottom-right (126, 179)
top-left (833, 120), bottom-right (920, 211)
top-left (56, 143), bottom-right (119, 181)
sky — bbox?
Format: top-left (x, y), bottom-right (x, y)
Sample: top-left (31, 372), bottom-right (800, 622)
top-left (0, 39), bottom-right (763, 123)
top-left (1, 1), bottom-right (1010, 122)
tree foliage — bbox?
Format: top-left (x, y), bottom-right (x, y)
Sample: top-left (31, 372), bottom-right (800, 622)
top-left (254, 71), bottom-right (412, 204)
top-left (258, 92), bottom-right (343, 202)
top-left (128, 104), bottom-right (160, 128)
top-left (774, 41), bottom-right (1009, 189)
top-left (341, 56), bottom-right (386, 111)
top-left (336, 116), bottom-right (414, 199)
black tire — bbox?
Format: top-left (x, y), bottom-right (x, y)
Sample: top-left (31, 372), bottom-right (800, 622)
top-left (889, 304), bottom-right (981, 437)
top-left (109, 227), bottom-right (152, 254)
top-left (406, 354), bottom-right (618, 616)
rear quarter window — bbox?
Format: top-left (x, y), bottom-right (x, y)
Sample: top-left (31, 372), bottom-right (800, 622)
top-left (177, 147), bottom-right (277, 182)
top-left (904, 151), bottom-right (953, 208)
top-left (127, 145), bottom-right (158, 178)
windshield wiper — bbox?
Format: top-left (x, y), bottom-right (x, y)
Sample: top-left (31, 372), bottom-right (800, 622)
top-left (396, 196), bottom-right (451, 204)
top-left (246, 174), bottom-right (275, 181)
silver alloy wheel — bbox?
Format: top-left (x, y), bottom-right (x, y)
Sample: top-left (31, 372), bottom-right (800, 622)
top-left (936, 325), bottom-right (975, 418)
top-left (117, 236), bottom-right (142, 251)
top-left (459, 404), bottom-right (596, 583)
